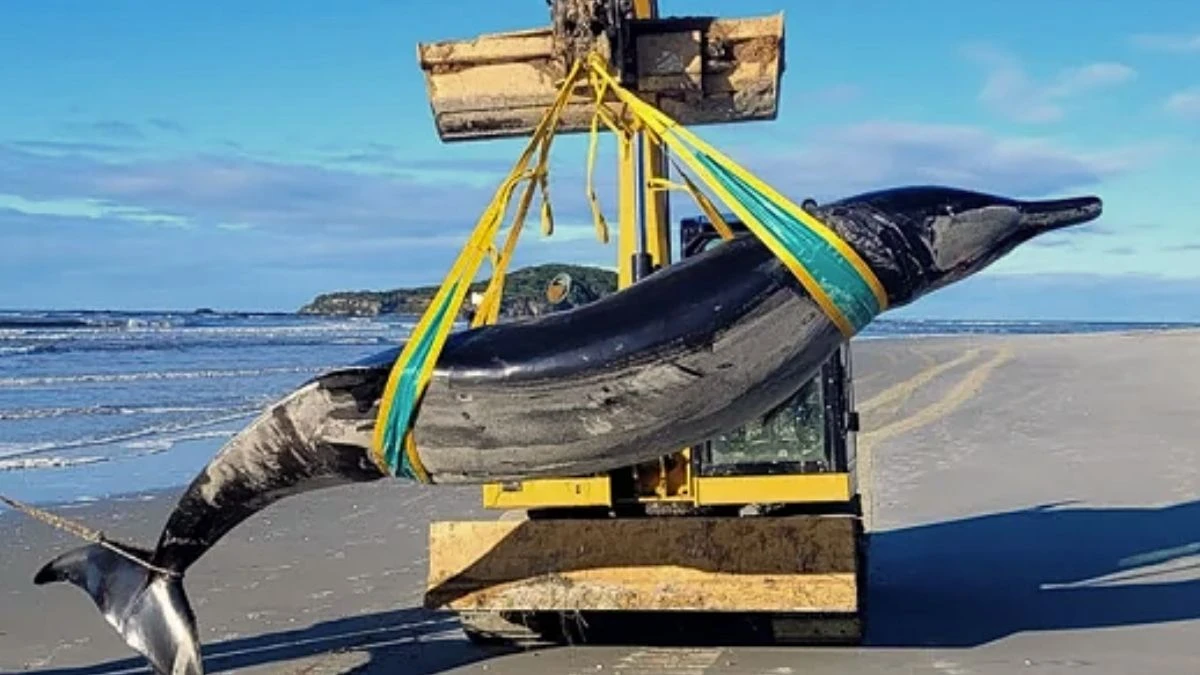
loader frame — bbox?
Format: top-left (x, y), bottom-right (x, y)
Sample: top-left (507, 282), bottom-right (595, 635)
top-left (416, 0), bottom-right (869, 647)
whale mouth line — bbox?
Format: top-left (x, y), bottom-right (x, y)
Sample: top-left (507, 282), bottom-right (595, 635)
top-left (1018, 196), bottom-right (1103, 231)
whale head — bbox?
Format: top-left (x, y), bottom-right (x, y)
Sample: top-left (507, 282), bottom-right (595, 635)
top-left (816, 185), bottom-right (1103, 308)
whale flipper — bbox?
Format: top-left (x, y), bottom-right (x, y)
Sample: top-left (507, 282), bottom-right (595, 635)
top-left (34, 543), bottom-right (201, 675)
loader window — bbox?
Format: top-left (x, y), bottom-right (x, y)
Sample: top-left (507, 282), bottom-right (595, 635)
top-left (679, 213), bottom-right (847, 477)
top-left (701, 372), bottom-right (832, 475)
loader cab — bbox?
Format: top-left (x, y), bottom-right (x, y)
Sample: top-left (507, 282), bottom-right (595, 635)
top-left (679, 214), bottom-right (859, 481)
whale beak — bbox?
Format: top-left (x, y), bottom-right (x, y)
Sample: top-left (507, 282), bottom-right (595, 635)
top-left (1018, 195), bottom-right (1103, 232)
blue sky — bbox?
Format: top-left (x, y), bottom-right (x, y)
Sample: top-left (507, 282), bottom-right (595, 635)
top-left (1, 0), bottom-right (1198, 320)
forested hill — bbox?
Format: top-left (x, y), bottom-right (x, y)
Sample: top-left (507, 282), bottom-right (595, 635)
top-left (298, 263), bottom-right (617, 318)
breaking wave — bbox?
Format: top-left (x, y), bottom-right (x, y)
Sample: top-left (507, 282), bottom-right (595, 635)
top-left (0, 409), bottom-right (256, 460)
top-left (0, 455), bottom-right (108, 472)
top-left (0, 404), bottom-right (255, 421)
top-left (0, 366), bottom-right (325, 389)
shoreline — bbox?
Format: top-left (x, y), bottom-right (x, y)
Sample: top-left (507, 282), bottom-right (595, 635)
top-left (4, 325), bottom-right (1200, 512)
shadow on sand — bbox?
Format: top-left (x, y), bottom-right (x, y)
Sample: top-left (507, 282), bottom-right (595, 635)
top-left (21, 499), bottom-right (1200, 673)
top-left (22, 607), bottom-right (506, 675)
top-left (866, 499), bottom-right (1200, 647)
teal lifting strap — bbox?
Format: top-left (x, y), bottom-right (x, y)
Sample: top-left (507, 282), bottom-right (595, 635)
top-left (693, 153), bottom-right (884, 334)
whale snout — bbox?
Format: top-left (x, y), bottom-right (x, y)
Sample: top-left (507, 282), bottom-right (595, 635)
top-left (1018, 195), bottom-right (1103, 232)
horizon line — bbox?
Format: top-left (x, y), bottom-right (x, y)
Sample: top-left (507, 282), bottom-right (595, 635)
top-left (2, 307), bottom-right (1199, 327)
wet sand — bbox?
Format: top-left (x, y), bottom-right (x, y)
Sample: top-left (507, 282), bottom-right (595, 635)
top-left (2, 329), bottom-right (1199, 674)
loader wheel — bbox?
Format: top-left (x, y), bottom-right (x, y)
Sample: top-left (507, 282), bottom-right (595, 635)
top-left (457, 610), bottom-right (581, 648)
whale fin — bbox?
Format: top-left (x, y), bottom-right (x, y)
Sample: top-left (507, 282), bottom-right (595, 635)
top-left (34, 542), bottom-right (202, 675)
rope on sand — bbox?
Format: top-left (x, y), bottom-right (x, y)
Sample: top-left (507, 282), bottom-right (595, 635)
top-left (0, 493), bottom-right (181, 578)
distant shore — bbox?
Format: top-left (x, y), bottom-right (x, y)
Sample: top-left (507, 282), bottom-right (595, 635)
top-left (297, 263), bottom-right (618, 318)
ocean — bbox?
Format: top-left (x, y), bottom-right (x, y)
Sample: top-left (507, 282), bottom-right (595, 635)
top-left (0, 310), bottom-right (1194, 506)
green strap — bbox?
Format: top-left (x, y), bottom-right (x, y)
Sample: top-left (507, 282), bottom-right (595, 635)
top-left (377, 280), bottom-right (461, 478)
top-left (694, 153), bottom-right (882, 334)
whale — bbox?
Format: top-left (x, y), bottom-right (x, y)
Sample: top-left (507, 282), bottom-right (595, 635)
top-left (31, 185), bottom-right (1101, 675)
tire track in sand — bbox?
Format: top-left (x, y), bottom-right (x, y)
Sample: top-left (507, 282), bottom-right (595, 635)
top-left (857, 346), bottom-right (1013, 529)
top-left (856, 347), bottom-right (983, 422)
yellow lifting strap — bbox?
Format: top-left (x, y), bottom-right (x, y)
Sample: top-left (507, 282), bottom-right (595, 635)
top-left (371, 59), bottom-right (594, 481)
top-left (647, 169), bottom-right (736, 241)
top-left (581, 52), bottom-right (889, 336)
top-left (372, 51), bottom-right (890, 481)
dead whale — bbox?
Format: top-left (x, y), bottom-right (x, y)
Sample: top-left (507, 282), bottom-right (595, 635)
top-left (32, 185), bottom-right (1102, 675)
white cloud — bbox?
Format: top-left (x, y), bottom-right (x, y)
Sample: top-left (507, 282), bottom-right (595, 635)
top-left (1165, 88), bottom-right (1200, 118)
top-left (731, 120), bottom-right (1165, 202)
top-left (1130, 33), bottom-right (1200, 54)
top-left (964, 44), bottom-right (1136, 123)
top-left (0, 193), bottom-right (190, 228)
top-left (1045, 62), bottom-right (1138, 97)
top-left (811, 83), bottom-right (863, 104)
top-left (1, 113), bottom-right (1175, 310)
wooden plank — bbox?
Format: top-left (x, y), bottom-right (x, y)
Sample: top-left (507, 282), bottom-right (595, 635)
top-left (425, 515), bottom-right (861, 613)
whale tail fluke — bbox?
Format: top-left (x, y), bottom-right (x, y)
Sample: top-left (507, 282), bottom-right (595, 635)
top-left (35, 542), bottom-right (202, 675)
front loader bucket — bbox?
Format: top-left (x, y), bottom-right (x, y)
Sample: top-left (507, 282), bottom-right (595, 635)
top-left (417, 13), bottom-right (786, 142)
top-left (424, 514), bottom-right (865, 646)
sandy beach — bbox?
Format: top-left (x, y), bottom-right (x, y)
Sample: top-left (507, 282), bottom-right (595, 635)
top-left (3, 329), bottom-right (1199, 674)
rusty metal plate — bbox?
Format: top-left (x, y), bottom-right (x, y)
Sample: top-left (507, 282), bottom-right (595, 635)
top-left (416, 14), bottom-right (785, 142)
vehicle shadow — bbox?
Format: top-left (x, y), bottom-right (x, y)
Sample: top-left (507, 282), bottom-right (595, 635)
top-left (866, 499), bottom-right (1200, 647)
top-left (21, 606), bottom-right (510, 675)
